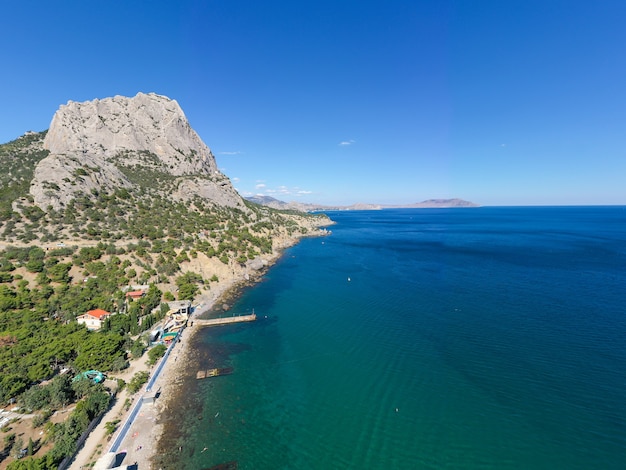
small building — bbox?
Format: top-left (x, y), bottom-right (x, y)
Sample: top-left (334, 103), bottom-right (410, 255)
top-left (142, 389), bottom-right (160, 404)
top-left (77, 309), bottom-right (111, 330)
top-left (122, 284), bottom-right (150, 292)
top-left (167, 300), bottom-right (192, 316)
top-left (125, 290), bottom-right (146, 300)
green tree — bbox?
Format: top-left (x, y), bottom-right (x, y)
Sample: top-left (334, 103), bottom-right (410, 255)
top-left (0, 285), bottom-right (17, 311)
top-left (25, 259), bottom-right (44, 273)
top-left (11, 436), bottom-right (24, 459)
top-left (19, 385), bottom-right (51, 411)
top-left (46, 262), bottom-right (71, 283)
top-left (105, 419), bottom-right (120, 437)
top-left (130, 337), bottom-right (146, 358)
top-left (73, 332), bottom-right (126, 371)
top-left (48, 374), bottom-right (74, 409)
top-left (147, 344), bottom-right (167, 365)
top-left (176, 282), bottom-right (198, 300)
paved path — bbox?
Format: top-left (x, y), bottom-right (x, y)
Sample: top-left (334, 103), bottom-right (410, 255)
top-left (69, 294), bottom-right (222, 469)
top-left (68, 357), bottom-right (152, 469)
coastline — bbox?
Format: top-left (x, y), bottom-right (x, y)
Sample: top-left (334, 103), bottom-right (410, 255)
top-left (148, 281), bottom-right (254, 469)
top-left (147, 238), bottom-right (313, 469)
top-left (69, 224), bottom-right (332, 469)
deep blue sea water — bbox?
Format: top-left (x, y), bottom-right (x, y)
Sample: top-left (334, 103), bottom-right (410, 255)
top-left (163, 207), bottom-right (626, 469)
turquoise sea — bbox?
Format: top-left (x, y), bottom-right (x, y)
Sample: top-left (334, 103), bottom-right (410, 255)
top-left (157, 207), bottom-right (626, 469)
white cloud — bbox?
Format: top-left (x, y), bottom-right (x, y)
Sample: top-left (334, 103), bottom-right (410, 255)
top-left (339, 139), bottom-right (356, 146)
top-left (251, 183), bottom-right (314, 199)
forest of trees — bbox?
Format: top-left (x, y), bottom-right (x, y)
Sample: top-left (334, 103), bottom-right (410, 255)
top-left (0, 244), bottom-right (181, 468)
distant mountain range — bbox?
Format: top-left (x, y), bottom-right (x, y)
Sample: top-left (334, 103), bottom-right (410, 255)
top-left (245, 196), bottom-right (480, 212)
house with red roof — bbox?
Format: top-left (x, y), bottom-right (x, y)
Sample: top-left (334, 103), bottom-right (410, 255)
top-left (125, 290), bottom-right (146, 300)
top-left (77, 308), bottom-right (111, 330)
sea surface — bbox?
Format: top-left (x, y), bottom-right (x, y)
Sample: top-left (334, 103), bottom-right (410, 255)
top-left (157, 207), bottom-right (626, 469)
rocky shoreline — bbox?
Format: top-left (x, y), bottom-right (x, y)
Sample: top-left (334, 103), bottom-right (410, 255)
top-left (149, 278), bottom-right (263, 469)
top-left (69, 227), bottom-right (331, 469)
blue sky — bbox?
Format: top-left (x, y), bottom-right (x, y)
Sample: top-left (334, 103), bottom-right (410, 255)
top-left (2, 0), bottom-right (626, 206)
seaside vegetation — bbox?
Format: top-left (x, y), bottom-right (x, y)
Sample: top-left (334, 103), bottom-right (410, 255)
top-left (0, 132), bottom-right (330, 467)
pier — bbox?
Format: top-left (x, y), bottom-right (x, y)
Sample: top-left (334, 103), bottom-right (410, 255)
top-left (196, 367), bottom-right (234, 379)
top-left (194, 313), bottom-right (257, 327)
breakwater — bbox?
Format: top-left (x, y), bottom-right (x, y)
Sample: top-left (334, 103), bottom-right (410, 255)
top-left (193, 313), bottom-right (256, 327)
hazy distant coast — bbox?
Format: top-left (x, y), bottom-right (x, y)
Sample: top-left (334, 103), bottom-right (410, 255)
top-left (245, 196), bottom-right (480, 212)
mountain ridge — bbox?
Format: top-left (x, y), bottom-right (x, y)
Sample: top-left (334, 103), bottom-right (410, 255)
top-left (30, 92), bottom-right (243, 212)
top-left (0, 93), bottom-right (330, 253)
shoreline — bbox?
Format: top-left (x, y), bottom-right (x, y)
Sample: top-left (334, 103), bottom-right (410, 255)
top-left (69, 279), bottom-right (241, 469)
top-left (148, 278), bottom-right (259, 469)
top-left (69, 226), bottom-right (331, 469)
top-left (145, 246), bottom-right (300, 468)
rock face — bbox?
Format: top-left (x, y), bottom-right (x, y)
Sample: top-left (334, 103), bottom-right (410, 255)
top-left (31, 92), bottom-right (244, 211)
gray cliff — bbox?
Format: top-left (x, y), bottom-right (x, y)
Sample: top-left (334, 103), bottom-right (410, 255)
top-left (30, 92), bottom-right (244, 211)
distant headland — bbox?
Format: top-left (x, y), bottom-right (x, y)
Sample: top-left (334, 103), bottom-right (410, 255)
top-left (245, 196), bottom-right (480, 212)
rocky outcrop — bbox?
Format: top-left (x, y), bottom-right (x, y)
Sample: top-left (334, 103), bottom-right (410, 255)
top-left (30, 92), bottom-right (245, 211)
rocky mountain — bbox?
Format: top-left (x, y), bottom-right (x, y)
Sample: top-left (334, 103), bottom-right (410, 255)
top-left (30, 92), bottom-right (243, 212)
top-left (0, 93), bottom-right (330, 252)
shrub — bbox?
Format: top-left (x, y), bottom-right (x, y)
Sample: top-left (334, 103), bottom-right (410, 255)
top-left (147, 344), bottom-right (167, 366)
top-left (104, 419), bottom-right (120, 437)
top-left (127, 371), bottom-right (149, 394)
